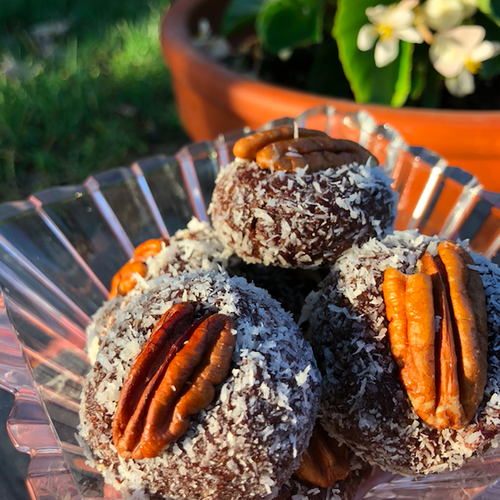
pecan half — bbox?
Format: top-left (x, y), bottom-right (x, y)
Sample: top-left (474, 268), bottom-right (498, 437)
top-left (382, 241), bottom-right (488, 430)
top-left (112, 302), bottom-right (235, 459)
top-left (108, 237), bottom-right (167, 299)
top-left (233, 125), bottom-right (376, 173)
top-left (293, 422), bottom-right (350, 488)
top-left (437, 242), bottom-right (488, 422)
top-left (109, 260), bottom-right (148, 299)
top-left (233, 126), bottom-right (327, 160)
top-left (133, 237), bottom-right (168, 261)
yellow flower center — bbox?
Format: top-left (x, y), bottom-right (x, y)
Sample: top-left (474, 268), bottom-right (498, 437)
top-left (377, 24), bottom-right (393, 41)
top-left (464, 57), bottom-right (481, 75)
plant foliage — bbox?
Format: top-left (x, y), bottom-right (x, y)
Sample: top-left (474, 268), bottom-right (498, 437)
top-left (222, 0), bottom-right (500, 108)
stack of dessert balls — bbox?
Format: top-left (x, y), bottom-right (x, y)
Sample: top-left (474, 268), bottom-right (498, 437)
top-left (79, 125), bottom-right (500, 500)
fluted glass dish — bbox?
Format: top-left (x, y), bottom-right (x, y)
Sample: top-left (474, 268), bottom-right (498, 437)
top-left (1, 105), bottom-right (500, 500)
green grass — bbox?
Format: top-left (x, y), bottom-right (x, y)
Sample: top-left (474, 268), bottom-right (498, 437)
top-left (0, 0), bottom-right (188, 202)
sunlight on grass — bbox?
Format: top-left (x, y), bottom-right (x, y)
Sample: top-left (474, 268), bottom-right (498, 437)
top-left (0, 0), bottom-right (188, 202)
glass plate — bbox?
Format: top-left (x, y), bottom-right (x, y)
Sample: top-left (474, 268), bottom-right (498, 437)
top-left (1, 105), bottom-right (500, 500)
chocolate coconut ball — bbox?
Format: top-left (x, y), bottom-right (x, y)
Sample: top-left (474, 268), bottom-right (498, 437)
top-left (209, 128), bottom-right (397, 269)
top-left (303, 231), bottom-right (500, 476)
top-left (80, 270), bottom-right (321, 500)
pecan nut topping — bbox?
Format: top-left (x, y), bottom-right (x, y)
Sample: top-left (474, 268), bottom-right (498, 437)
top-left (133, 237), bottom-right (168, 261)
top-left (383, 241), bottom-right (488, 430)
top-left (112, 301), bottom-right (235, 459)
top-left (109, 237), bottom-right (167, 299)
top-left (233, 125), bottom-right (376, 173)
top-left (109, 260), bottom-right (148, 299)
top-left (293, 422), bottom-right (350, 488)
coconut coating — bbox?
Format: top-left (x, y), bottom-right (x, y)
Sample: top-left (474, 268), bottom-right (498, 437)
top-left (208, 159), bottom-right (397, 268)
top-left (86, 218), bottom-right (233, 361)
top-left (141, 218), bottom-right (232, 282)
top-left (303, 231), bottom-right (500, 476)
top-left (79, 270), bottom-right (321, 500)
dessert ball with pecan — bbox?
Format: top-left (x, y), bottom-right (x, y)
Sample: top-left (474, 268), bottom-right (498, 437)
top-left (303, 231), bottom-right (500, 476)
top-left (80, 270), bottom-right (322, 500)
top-left (209, 126), bottom-right (397, 268)
top-left (86, 218), bottom-right (233, 361)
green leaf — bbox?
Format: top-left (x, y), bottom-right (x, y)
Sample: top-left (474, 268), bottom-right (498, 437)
top-left (334, 0), bottom-right (414, 106)
top-left (417, 66), bottom-right (442, 109)
top-left (307, 39), bottom-right (352, 97)
top-left (408, 43), bottom-right (429, 102)
top-left (256, 0), bottom-right (323, 54)
top-left (392, 41), bottom-right (414, 106)
top-left (482, 53), bottom-right (500, 78)
top-left (477, 0), bottom-right (500, 27)
top-left (221, 0), bottom-right (265, 38)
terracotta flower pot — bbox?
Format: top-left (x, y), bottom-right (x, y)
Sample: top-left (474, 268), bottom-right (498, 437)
top-left (160, 0), bottom-right (500, 191)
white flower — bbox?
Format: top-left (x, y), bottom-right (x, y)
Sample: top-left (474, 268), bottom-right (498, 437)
top-left (422, 0), bottom-right (477, 32)
top-left (357, 0), bottom-right (423, 67)
top-left (430, 25), bottom-right (500, 96)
